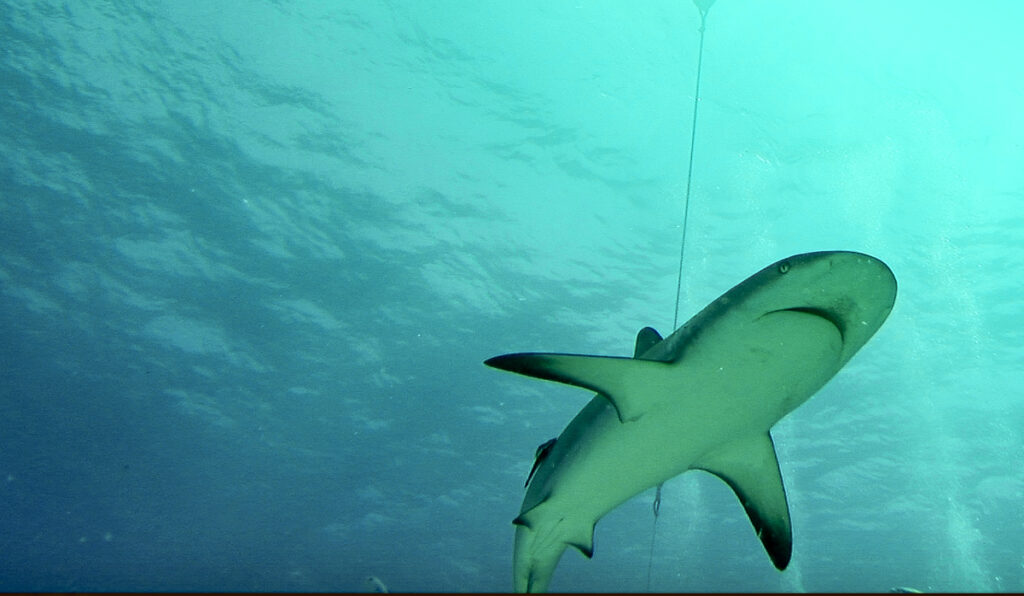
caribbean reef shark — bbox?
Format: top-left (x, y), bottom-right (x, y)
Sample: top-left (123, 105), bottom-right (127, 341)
top-left (485, 251), bottom-right (897, 592)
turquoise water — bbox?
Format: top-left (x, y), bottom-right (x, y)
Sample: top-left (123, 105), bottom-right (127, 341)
top-left (2, 0), bottom-right (1022, 591)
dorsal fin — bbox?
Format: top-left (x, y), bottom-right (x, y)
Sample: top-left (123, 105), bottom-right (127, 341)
top-left (634, 326), bottom-right (662, 358)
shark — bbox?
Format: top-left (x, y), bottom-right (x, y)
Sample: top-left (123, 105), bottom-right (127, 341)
top-left (485, 251), bottom-right (897, 592)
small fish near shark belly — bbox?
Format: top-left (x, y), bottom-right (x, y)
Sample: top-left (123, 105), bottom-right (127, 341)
top-left (485, 251), bottom-right (897, 592)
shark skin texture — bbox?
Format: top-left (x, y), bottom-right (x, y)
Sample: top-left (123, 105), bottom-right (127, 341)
top-left (485, 251), bottom-right (897, 593)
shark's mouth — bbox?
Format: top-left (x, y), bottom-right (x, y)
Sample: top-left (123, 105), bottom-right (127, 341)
top-left (770, 306), bottom-right (846, 343)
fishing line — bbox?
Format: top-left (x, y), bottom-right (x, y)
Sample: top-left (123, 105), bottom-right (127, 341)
top-left (672, 0), bottom-right (714, 329)
top-left (644, 483), bottom-right (663, 591)
top-left (648, 1), bottom-right (715, 590)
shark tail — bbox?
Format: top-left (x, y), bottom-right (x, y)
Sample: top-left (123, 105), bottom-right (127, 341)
top-left (513, 503), bottom-right (595, 592)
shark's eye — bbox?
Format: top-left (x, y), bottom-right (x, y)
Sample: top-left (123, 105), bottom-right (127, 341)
top-left (778, 261), bottom-right (791, 274)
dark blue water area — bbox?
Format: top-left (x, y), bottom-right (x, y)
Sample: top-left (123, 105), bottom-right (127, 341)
top-left (3, 0), bottom-right (1024, 592)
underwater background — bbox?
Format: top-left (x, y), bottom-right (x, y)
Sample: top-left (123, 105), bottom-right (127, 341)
top-left (2, 0), bottom-right (1022, 592)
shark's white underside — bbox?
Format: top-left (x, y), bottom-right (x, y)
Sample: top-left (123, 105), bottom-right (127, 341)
top-left (486, 251), bottom-right (897, 592)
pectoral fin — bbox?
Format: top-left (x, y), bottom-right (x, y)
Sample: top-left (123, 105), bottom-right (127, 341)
top-left (693, 432), bottom-right (792, 569)
top-left (484, 353), bottom-right (671, 422)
